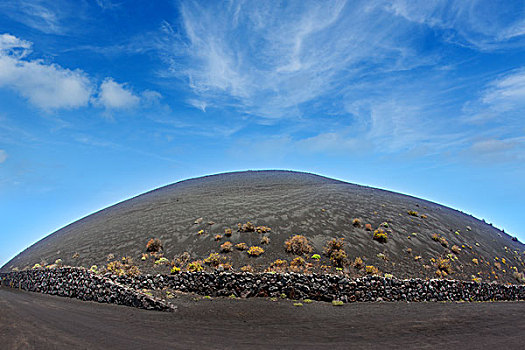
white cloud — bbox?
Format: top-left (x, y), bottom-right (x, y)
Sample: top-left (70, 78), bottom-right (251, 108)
top-left (0, 149), bottom-right (6, 163)
top-left (94, 78), bottom-right (140, 109)
top-left (0, 34), bottom-right (32, 57)
top-left (0, 33), bottom-right (158, 112)
top-left (0, 42), bottom-right (93, 109)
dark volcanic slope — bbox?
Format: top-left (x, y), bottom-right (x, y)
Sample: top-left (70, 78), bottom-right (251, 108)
top-left (3, 170), bottom-right (524, 283)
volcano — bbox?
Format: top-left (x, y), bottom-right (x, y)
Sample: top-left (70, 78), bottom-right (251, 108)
top-left (3, 170), bottom-right (524, 283)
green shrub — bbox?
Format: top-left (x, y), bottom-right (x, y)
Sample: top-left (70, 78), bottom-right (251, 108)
top-left (311, 254), bottom-right (321, 260)
top-left (332, 300), bottom-right (344, 306)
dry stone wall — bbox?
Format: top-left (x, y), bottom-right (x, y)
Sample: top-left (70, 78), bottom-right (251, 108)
top-left (112, 271), bottom-right (525, 302)
top-left (0, 268), bottom-right (175, 311)
top-left (2, 269), bottom-right (524, 310)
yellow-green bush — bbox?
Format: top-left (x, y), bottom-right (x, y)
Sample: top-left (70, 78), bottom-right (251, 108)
top-left (247, 246), bottom-right (264, 257)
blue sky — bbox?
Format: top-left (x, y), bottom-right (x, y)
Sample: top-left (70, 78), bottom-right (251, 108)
top-left (1, 0), bottom-right (524, 266)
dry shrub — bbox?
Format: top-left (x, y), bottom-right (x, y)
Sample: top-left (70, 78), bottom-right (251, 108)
top-left (214, 234), bottom-right (223, 241)
top-left (407, 210), bottom-right (419, 216)
top-left (406, 248), bottom-right (412, 254)
top-left (323, 238), bottom-right (345, 256)
top-left (420, 214), bottom-right (428, 219)
top-left (260, 236), bottom-right (270, 245)
top-left (436, 257), bottom-right (452, 275)
top-left (220, 241), bottom-right (233, 253)
top-left (439, 237), bottom-right (449, 247)
top-left (365, 265), bottom-right (379, 275)
top-left (431, 233), bottom-right (440, 242)
top-left (472, 258), bottom-right (479, 265)
top-left (146, 238), bottom-right (163, 252)
top-left (247, 246), bottom-right (265, 257)
top-left (373, 229), bottom-right (388, 243)
top-left (290, 257), bottom-right (305, 268)
top-left (106, 258), bottom-right (140, 277)
top-left (235, 242), bottom-right (248, 251)
top-left (238, 222), bottom-right (255, 232)
top-left (494, 261), bottom-right (502, 270)
top-left (175, 252), bottom-right (191, 266)
top-left (267, 259), bottom-right (288, 272)
top-left (256, 226), bottom-right (272, 233)
top-left (451, 245), bottom-right (461, 254)
top-left (241, 265), bottom-right (254, 273)
top-left (204, 253), bottom-right (222, 267)
top-left (513, 271), bottom-right (525, 283)
top-left (284, 235), bottom-right (313, 255)
top-left (224, 228), bottom-right (232, 236)
top-left (330, 249), bottom-right (347, 267)
top-left (187, 260), bottom-right (204, 272)
top-left (219, 263), bottom-right (232, 271)
top-left (365, 224), bottom-right (372, 231)
top-left (352, 218), bottom-right (361, 227)
top-left (353, 257), bottom-right (364, 269)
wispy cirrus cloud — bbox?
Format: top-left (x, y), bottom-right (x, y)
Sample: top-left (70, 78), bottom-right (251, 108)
top-left (159, 0), bottom-right (437, 119)
top-left (0, 1), bottom-right (65, 34)
top-left (385, 0), bottom-right (525, 50)
top-left (0, 150), bottom-right (7, 164)
top-left (158, 0), bottom-right (524, 121)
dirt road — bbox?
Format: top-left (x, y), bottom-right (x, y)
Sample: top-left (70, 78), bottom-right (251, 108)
top-left (1, 288), bottom-right (524, 349)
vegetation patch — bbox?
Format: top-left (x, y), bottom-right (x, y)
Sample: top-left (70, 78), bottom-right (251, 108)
top-left (238, 222), bottom-right (255, 232)
top-left (146, 238), bottom-right (163, 253)
top-left (365, 265), bottom-right (379, 275)
top-left (187, 260), bottom-right (204, 272)
top-left (353, 257), bottom-right (364, 269)
top-left (235, 243), bottom-right (248, 251)
top-left (106, 257), bottom-right (140, 277)
top-left (373, 229), bottom-right (388, 243)
top-left (220, 241), bottom-right (233, 253)
top-left (267, 259), bottom-right (288, 272)
top-left (247, 246), bottom-right (265, 257)
top-left (285, 235), bottom-right (313, 255)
